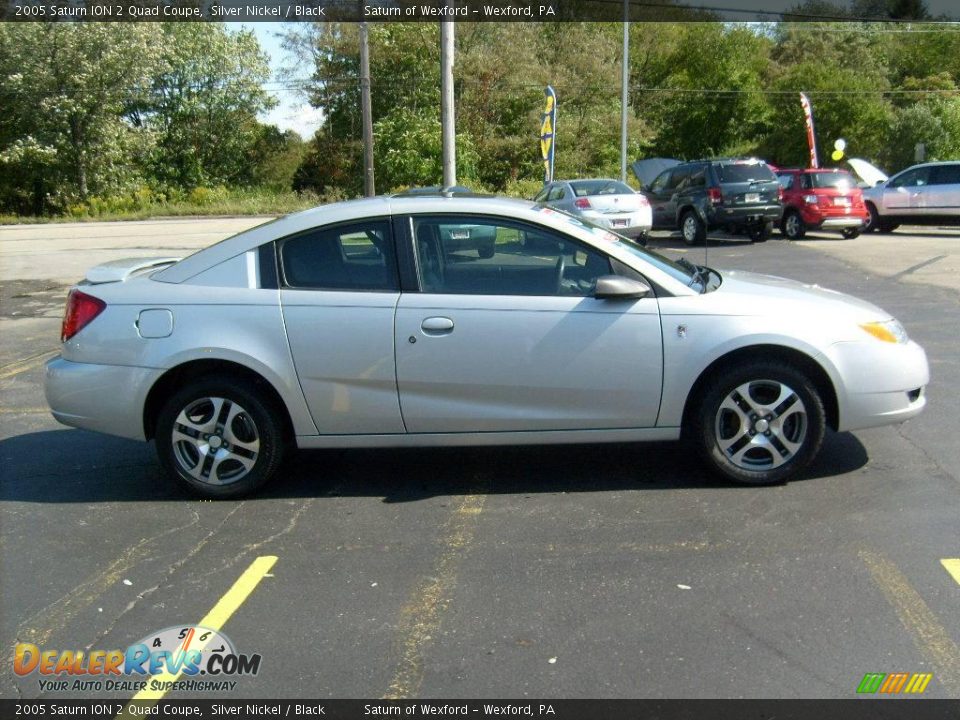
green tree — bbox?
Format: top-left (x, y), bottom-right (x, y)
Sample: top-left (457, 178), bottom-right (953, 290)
top-left (146, 24), bottom-right (275, 189)
top-left (0, 23), bottom-right (161, 212)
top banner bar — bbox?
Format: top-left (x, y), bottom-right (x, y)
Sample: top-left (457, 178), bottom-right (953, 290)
top-left (3, 0), bottom-right (959, 22)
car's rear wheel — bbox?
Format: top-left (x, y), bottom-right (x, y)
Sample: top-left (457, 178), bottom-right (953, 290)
top-left (748, 221), bottom-right (773, 242)
top-left (156, 377), bottom-right (286, 498)
top-left (681, 211), bottom-right (706, 246)
top-left (692, 362), bottom-right (825, 485)
top-left (781, 210), bottom-right (806, 240)
top-left (841, 227), bottom-right (861, 239)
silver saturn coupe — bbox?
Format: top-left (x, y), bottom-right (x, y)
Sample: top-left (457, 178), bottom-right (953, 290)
top-left (45, 194), bottom-right (928, 497)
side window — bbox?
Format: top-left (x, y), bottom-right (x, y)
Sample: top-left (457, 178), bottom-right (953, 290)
top-left (533, 187), bottom-right (550, 202)
top-left (930, 164), bottom-right (960, 185)
top-left (649, 170), bottom-right (671, 194)
top-left (667, 167), bottom-right (691, 191)
top-left (801, 174), bottom-right (813, 190)
top-left (279, 219), bottom-right (398, 291)
top-left (777, 174), bottom-right (794, 191)
top-left (413, 216), bottom-right (611, 297)
top-left (687, 165), bottom-right (706, 188)
top-left (889, 167), bottom-right (929, 188)
top-left (547, 186), bottom-right (566, 201)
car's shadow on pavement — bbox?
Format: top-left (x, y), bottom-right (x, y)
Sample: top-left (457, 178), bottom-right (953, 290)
top-left (0, 428), bottom-right (869, 503)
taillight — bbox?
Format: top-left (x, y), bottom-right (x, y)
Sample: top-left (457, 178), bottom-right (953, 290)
top-left (777, 186), bottom-right (784, 202)
top-left (637, 194), bottom-right (650, 206)
top-left (61, 289), bottom-right (106, 343)
top-left (707, 187), bottom-right (723, 205)
top-left (574, 198), bottom-right (591, 209)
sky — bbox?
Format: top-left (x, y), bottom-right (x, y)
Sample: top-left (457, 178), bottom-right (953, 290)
top-left (225, 22), bottom-right (323, 139)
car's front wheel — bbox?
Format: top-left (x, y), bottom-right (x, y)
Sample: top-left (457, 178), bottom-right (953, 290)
top-left (842, 227), bottom-right (861, 239)
top-left (156, 377), bottom-right (286, 498)
top-left (692, 362), bottom-right (826, 485)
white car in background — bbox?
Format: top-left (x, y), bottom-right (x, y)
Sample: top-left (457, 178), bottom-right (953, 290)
top-left (45, 194), bottom-right (927, 498)
top-left (534, 179), bottom-right (652, 241)
top-left (862, 160), bottom-right (960, 233)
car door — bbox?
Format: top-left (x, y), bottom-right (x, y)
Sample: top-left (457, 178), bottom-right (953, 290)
top-left (927, 163), bottom-right (960, 219)
top-left (394, 215), bottom-right (663, 433)
top-left (882, 166), bottom-right (929, 217)
top-left (278, 219), bottom-right (405, 434)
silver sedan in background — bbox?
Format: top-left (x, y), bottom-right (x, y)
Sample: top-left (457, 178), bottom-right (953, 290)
top-left (45, 194), bottom-right (927, 498)
top-left (534, 179), bottom-right (653, 240)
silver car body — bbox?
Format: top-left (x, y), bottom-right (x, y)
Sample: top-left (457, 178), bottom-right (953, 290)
top-left (535, 179), bottom-right (653, 239)
top-left (862, 160), bottom-right (960, 225)
top-left (46, 195), bottom-right (927, 455)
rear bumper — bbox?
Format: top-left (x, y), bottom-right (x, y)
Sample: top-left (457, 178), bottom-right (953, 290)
top-left (818, 216), bottom-right (866, 229)
top-left (44, 357), bottom-right (161, 441)
top-left (708, 204), bottom-right (781, 226)
top-left (582, 208), bottom-right (653, 236)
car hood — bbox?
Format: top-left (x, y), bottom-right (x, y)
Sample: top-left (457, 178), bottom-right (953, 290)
top-left (716, 269), bottom-right (890, 322)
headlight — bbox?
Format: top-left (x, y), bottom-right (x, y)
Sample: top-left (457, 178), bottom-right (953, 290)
top-left (859, 319), bottom-right (909, 344)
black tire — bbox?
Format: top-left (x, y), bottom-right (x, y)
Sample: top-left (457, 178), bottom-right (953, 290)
top-left (691, 361), bottom-right (826, 485)
top-left (680, 210), bottom-right (706, 246)
top-left (864, 202), bottom-right (880, 233)
top-left (156, 376), bottom-right (287, 498)
top-left (841, 227), bottom-right (861, 239)
top-left (781, 210), bottom-right (806, 240)
top-left (748, 221), bottom-right (773, 243)
top-left (878, 220), bottom-right (899, 233)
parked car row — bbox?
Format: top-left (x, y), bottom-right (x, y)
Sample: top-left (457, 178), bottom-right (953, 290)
top-left (538, 158), bottom-right (958, 246)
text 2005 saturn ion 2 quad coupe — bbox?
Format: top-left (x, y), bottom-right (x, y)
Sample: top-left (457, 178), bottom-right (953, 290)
top-left (45, 194), bottom-right (928, 498)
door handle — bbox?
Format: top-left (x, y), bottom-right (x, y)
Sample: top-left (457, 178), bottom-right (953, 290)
top-left (421, 316), bottom-right (455, 334)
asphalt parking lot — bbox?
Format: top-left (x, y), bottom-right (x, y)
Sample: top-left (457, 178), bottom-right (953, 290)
top-left (1, 218), bottom-right (958, 700)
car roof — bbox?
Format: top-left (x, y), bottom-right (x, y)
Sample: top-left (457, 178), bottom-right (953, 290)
top-left (154, 195), bottom-right (554, 283)
top-left (777, 167), bottom-right (852, 174)
top-left (153, 194), bottom-right (696, 296)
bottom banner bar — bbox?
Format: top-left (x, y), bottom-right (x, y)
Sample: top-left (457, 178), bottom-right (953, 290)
top-left (2, 699), bottom-right (958, 720)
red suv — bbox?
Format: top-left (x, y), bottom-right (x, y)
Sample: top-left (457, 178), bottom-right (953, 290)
top-left (776, 168), bottom-right (869, 239)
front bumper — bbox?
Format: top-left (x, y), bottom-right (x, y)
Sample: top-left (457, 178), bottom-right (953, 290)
top-left (44, 357), bottom-right (162, 441)
top-left (826, 339), bottom-right (929, 432)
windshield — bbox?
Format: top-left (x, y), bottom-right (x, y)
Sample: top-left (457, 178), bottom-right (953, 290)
top-left (716, 162), bottom-right (776, 183)
top-left (570, 180), bottom-right (634, 197)
top-left (808, 171), bottom-right (857, 189)
top-left (534, 206), bottom-right (702, 288)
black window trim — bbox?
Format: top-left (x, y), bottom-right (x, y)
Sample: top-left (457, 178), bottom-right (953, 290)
top-left (276, 216), bottom-right (401, 293)
top-left (398, 212), bottom-right (664, 297)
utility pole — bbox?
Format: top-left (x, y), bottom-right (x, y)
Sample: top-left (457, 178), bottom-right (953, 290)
top-left (620, 3), bottom-right (629, 183)
top-left (359, 20), bottom-right (375, 197)
top-left (440, 18), bottom-right (456, 188)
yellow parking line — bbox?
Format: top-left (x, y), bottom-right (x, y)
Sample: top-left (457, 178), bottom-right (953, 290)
top-left (118, 555), bottom-right (277, 713)
top-left (860, 549), bottom-right (960, 696)
top-left (0, 350), bottom-right (57, 380)
top-left (384, 491), bottom-right (487, 699)
top-left (942, 559), bottom-right (960, 586)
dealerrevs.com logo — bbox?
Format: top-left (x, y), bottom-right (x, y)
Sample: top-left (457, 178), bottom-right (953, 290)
top-left (857, 672), bottom-right (933, 695)
top-left (14, 625), bottom-right (261, 693)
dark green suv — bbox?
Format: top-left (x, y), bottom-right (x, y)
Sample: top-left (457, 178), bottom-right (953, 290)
top-left (636, 158), bottom-right (782, 244)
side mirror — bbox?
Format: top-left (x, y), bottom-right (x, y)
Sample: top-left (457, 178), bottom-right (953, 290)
top-left (594, 275), bottom-right (651, 300)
